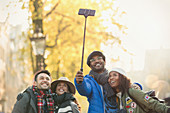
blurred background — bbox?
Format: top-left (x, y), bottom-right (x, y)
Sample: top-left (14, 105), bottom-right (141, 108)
top-left (0, 0), bottom-right (170, 112)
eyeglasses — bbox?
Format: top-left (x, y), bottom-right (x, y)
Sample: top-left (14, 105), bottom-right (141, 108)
top-left (90, 56), bottom-right (103, 63)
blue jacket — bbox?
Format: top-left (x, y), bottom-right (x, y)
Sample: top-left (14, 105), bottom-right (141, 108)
top-left (74, 74), bottom-right (104, 113)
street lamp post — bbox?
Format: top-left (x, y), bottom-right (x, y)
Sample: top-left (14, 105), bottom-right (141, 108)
top-left (30, 28), bottom-right (46, 72)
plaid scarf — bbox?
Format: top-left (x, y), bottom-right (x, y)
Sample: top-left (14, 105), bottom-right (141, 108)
top-left (32, 85), bottom-right (54, 113)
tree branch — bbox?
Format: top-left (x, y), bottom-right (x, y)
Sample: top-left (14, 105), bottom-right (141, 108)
top-left (46, 24), bottom-right (71, 48)
top-left (44, 0), bottom-right (61, 18)
top-left (53, 11), bottom-right (121, 42)
top-left (54, 11), bottom-right (81, 24)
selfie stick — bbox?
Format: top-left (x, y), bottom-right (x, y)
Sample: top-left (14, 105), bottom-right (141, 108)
top-left (78, 9), bottom-right (95, 72)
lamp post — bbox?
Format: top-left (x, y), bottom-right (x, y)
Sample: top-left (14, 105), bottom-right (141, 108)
top-left (30, 28), bottom-right (46, 72)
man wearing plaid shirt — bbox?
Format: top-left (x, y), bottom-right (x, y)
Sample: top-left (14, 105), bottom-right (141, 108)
top-left (12, 70), bottom-right (55, 113)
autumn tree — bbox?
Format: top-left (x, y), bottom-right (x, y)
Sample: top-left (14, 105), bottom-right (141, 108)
top-left (29, 0), bottom-right (125, 76)
top-left (28, 0), bottom-right (126, 112)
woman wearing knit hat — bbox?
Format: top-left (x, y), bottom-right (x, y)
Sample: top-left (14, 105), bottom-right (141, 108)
top-left (108, 68), bottom-right (170, 113)
top-left (51, 77), bottom-right (80, 113)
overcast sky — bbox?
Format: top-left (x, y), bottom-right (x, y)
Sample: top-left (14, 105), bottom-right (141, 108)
top-left (103, 0), bottom-right (170, 71)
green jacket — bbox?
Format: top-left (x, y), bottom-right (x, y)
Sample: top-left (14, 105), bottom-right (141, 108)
top-left (120, 88), bottom-right (170, 113)
top-left (12, 87), bottom-right (37, 113)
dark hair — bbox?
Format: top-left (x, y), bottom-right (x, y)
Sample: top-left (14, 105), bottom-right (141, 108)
top-left (34, 70), bottom-right (51, 81)
top-left (67, 84), bottom-right (71, 93)
top-left (118, 74), bottom-right (131, 94)
top-left (54, 82), bottom-right (71, 93)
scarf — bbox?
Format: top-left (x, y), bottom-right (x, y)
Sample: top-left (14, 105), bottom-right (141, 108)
top-left (32, 85), bottom-right (54, 113)
top-left (54, 92), bottom-right (75, 113)
top-left (89, 69), bottom-right (115, 97)
top-left (54, 92), bottom-right (75, 105)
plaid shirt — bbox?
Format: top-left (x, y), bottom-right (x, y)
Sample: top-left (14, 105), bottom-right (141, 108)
top-left (33, 85), bottom-right (54, 113)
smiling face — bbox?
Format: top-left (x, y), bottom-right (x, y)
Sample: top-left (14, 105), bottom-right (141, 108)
top-left (55, 82), bottom-right (69, 95)
top-left (108, 71), bottom-right (120, 92)
top-left (90, 55), bottom-right (105, 73)
top-left (34, 73), bottom-right (51, 90)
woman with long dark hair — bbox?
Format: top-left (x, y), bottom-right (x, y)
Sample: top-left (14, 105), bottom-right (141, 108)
top-left (108, 68), bottom-right (170, 113)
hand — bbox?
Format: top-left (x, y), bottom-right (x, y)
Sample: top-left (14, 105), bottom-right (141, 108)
top-left (75, 71), bottom-right (84, 84)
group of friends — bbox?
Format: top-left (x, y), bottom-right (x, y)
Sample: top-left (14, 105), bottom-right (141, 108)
top-left (12, 51), bottom-right (170, 113)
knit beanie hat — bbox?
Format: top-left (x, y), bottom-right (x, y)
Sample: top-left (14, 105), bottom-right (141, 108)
top-left (133, 82), bottom-right (143, 90)
top-left (109, 68), bottom-right (126, 76)
top-left (87, 51), bottom-right (105, 67)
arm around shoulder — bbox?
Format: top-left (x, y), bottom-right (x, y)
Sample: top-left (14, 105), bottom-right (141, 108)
top-left (12, 92), bottom-right (30, 113)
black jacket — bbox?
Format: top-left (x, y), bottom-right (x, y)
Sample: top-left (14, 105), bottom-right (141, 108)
top-left (53, 93), bottom-right (80, 113)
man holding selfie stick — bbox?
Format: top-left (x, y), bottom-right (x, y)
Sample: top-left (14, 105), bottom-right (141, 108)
top-left (74, 51), bottom-right (118, 113)
top-left (75, 50), bottom-right (119, 113)
top-left (75, 9), bottom-right (119, 113)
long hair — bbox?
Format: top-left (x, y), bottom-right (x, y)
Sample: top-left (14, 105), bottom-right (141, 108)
top-left (118, 74), bottom-right (131, 94)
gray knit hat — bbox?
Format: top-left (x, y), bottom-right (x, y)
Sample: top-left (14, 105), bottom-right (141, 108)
top-left (87, 51), bottom-right (105, 67)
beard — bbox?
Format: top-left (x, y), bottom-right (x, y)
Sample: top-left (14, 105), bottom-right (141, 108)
top-left (90, 61), bottom-right (105, 73)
